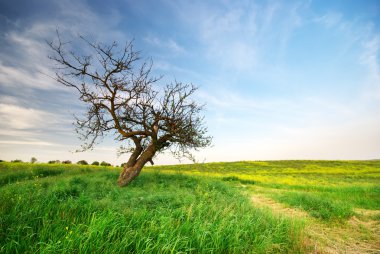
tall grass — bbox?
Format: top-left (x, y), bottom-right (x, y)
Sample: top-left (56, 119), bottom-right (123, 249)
top-left (0, 162), bottom-right (112, 186)
top-left (0, 163), bottom-right (304, 253)
top-left (1, 160), bottom-right (379, 252)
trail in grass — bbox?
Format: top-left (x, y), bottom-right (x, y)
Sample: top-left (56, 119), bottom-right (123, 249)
top-left (250, 194), bottom-right (380, 254)
top-left (250, 195), bottom-right (309, 219)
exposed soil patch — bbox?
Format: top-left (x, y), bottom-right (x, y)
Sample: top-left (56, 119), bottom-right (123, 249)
top-left (251, 194), bottom-right (380, 254)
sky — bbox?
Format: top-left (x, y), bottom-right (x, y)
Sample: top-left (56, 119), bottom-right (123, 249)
top-left (0, 0), bottom-right (379, 165)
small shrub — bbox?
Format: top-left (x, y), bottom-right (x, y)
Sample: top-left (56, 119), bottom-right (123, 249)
top-left (77, 160), bottom-right (89, 165)
top-left (11, 159), bottom-right (23, 163)
top-left (48, 160), bottom-right (60, 164)
top-left (221, 176), bottom-right (255, 185)
top-left (91, 161), bottom-right (99, 166)
top-left (239, 179), bottom-right (255, 185)
top-left (222, 176), bottom-right (240, 182)
top-left (62, 160), bottom-right (72, 164)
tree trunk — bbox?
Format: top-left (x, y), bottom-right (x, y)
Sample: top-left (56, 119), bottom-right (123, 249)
top-left (117, 144), bottom-right (156, 187)
top-left (117, 164), bottom-right (144, 187)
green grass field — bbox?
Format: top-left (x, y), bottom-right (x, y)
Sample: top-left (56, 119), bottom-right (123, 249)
top-left (1, 160), bottom-right (379, 253)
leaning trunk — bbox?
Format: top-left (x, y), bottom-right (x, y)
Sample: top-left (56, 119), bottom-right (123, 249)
top-left (117, 144), bottom-right (156, 187)
top-left (117, 164), bottom-right (144, 187)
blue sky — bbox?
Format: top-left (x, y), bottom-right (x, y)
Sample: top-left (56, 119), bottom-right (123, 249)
top-left (0, 0), bottom-right (379, 164)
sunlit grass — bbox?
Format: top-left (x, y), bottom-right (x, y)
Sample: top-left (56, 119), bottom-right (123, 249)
top-left (0, 162), bottom-right (304, 253)
top-left (150, 160), bottom-right (380, 220)
top-left (150, 160), bottom-right (380, 187)
top-left (272, 192), bottom-right (354, 221)
top-left (1, 160), bottom-right (379, 252)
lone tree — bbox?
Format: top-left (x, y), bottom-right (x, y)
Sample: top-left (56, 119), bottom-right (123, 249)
top-left (48, 33), bottom-right (211, 186)
top-left (30, 157), bottom-right (37, 164)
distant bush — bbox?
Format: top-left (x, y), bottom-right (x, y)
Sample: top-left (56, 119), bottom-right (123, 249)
top-left (62, 160), bottom-right (72, 164)
top-left (48, 160), bottom-right (60, 164)
top-left (221, 176), bottom-right (255, 185)
top-left (222, 176), bottom-right (240, 182)
top-left (91, 161), bottom-right (99, 166)
top-left (11, 159), bottom-right (23, 163)
top-left (120, 163), bottom-right (127, 168)
top-left (0, 160), bottom-right (4, 163)
top-left (100, 161), bottom-right (111, 166)
top-left (77, 160), bottom-right (89, 165)
top-left (30, 157), bottom-right (37, 164)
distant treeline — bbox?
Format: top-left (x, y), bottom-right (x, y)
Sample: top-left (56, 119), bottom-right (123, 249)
top-left (0, 158), bottom-right (116, 167)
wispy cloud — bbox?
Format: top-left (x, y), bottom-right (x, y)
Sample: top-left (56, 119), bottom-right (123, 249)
top-left (360, 35), bottom-right (380, 99)
top-left (169, 1), bottom-right (306, 73)
top-left (313, 12), bottom-right (343, 28)
top-left (0, 140), bottom-right (60, 146)
top-left (0, 103), bottom-right (59, 130)
top-left (0, 60), bottom-right (59, 90)
top-left (144, 35), bottom-right (185, 53)
top-left (197, 88), bottom-right (289, 111)
top-left (0, 0), bottom-right (128, 156)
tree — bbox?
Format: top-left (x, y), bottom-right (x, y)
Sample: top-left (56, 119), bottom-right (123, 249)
top-left (62, 160), bottom-right (72, 164)
top-left (91, 161), bottom-right (100, 166)
top-left (30, 157), bottom-right (37, 164)
top-left (48, 32), bottom-right (211, 187)
top-left (100, 161), bottom-right (111, 167)
top-left (77, 160), bottom-right (89, 165)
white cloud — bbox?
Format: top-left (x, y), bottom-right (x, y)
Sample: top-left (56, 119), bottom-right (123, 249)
top-left (0, 0), bottom-right (130, 92)
top-left (172, 1), bottom-right (306, 72)
top-left (0, 61), bottom-right (59, 90)
top-left (145, 36), bottom-right (185, 54)
top-left (0, 26), bottom-right (62, 90)
top-left (314, 12), bottom-right (343, 28)
top-left (0, 140), bottom-right (59, 146)
top-left (197, 6), bottom-right (257, 71)
top-left (197, 88), bottom-right (288, 111)
top-left (0, 103), bottom-right (58, 130)
top-left (360, 35), bottom-right (380, 99)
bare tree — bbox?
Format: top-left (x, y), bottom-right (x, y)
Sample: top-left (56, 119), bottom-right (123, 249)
top-left (48, 33), bottom-right (211, 186)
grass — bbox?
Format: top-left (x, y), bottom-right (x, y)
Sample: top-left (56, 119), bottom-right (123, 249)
top-left (272, 192), bottom-right (354, 221)
top-left (0, 162), bottom-right (113, 186)
top-left (1, 160), bottom-right (379, 253)
top-left (0, 162), bottom-right (304, 253)
top-left (151, 160), bottom-right (380, 221)
top-left (152, 160), bottom-right (380, 188)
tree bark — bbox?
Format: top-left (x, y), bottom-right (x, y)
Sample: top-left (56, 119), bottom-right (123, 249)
top-left (117, 164), bottom-right (144, 187)
top-left (117, 144), bottom-right (156, 187)
top-left (126, 140), bottom-right (143, 168)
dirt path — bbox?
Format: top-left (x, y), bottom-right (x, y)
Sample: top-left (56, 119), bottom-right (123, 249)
top-left (250, 194), bottom-right (380, 254)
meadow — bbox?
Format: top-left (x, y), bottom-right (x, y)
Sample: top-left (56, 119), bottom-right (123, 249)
top-left (1, 160), bottom-right (379, 253)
